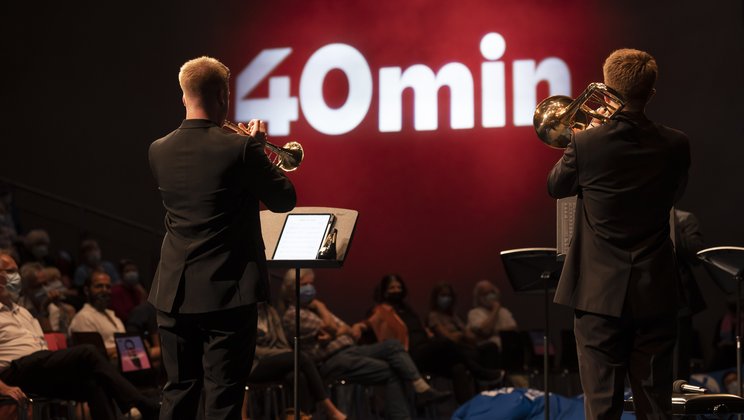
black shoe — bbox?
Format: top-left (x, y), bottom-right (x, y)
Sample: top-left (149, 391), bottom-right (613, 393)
top-left (416, 387), bottom-right (451, 407)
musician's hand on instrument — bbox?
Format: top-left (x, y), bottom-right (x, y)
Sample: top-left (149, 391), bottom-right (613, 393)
top-left (254, 120), bottom-right (268, 143)
top-left (235, 122), bottom-right (251, 136)
top-left (238, 119), bottom-right (260, 137)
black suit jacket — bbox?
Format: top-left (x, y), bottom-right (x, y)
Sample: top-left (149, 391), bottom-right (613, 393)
top-left (548, 112), bottom-right (690, 318)
top-left (148, 119), bottom-right (296, 314)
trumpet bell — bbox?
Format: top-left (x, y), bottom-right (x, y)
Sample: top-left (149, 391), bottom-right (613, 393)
top-left (270, 141), bottom-right (304, 172)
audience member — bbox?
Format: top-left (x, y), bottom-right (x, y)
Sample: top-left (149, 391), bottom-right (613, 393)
top-left (282, 269), bottom-right (449, 420)
top-left (711, 299), bottom-right (739, 371)
top-left (16, 261), bottom-right (71, 333)
top-left (39, 266), bottom-right (76, 333)
top-left (18, 230), bottom-right (77, 291)
top-left (467, 280), bottom-right (518, 349)
top-left (428, 282), bottom-right (500, 369)
top-left (69, 270), bottom-right (125, 359)
top-left (111, 259), bottom-right (147, 323)
top-left (73, 239), bottom-right (120, 287)
top-left (18, 229), bottom-right (55, 267)
top-left (0, 263), bottom-right (159, 420)
top-left (368, 274), bottom-right (502, 404)
top-left (41, 265), bottom-right (83, 314)
top-left (247, 302), bottom-right (346, 419)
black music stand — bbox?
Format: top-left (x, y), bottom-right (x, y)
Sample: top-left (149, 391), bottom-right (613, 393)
top-left (260, 207), bottom-right (358, 416)
top-left (500, 248), bottom-right (563, 420)
top-left (697, 246), bottom-right (744, 397)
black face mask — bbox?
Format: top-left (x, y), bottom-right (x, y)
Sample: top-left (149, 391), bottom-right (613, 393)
top-left (385, 291), bottom-right (403, 304)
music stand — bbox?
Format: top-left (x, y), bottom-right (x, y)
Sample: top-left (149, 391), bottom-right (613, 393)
top-left (500, 248), bottom-right (563, 420)
top-left (261, 207), bottom-right (358, 415)
top-left (697, 246), bottom-right (744, 397)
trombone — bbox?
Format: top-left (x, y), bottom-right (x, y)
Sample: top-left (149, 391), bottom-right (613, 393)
top-left (533, 82), bottom-right (625, 149)
top-left (222, 120), bottom-right (304, 172)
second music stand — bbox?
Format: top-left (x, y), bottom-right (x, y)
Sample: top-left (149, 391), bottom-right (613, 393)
top-left (500, 248), bottom-right (563, 420)
top-left (697, 246), bottom-right (744, 396)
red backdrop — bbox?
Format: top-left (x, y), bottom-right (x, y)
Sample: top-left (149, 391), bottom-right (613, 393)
top-left (220, 0), bottom-right (610, 321)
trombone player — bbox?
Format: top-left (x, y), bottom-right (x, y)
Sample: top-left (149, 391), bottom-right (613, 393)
top-left (148, 56), bottom-right (296, 419)
top-left (547, 49), bottom-right (690, 419)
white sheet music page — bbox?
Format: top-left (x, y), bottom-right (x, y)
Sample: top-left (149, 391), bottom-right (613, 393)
top-left (273, 214), bottom-right (333, 260)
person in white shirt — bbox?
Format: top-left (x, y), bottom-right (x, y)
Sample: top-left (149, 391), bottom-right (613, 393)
top-left (466, 280), bottom-right (518, 349)
top-left (0, 253), bottom-right (159, 419)
top-left (69, 270), bottom-right (125, 359)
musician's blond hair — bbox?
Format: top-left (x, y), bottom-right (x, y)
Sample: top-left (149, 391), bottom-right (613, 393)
top-left (178, 56), bottom-right (230, 100)
top-left (603, 48), bottom-right (657, 105)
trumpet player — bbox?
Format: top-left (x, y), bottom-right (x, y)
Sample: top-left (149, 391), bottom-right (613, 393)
top-left (148, 56), bottom-right (296, 420)
top-left (547, 49), bottom-right (690, 419)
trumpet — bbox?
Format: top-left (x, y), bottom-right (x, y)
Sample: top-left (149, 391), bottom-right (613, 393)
top-left (533, 82), bottom-right (625, 149)
top-left (222, 120), bottom-right (304, 172)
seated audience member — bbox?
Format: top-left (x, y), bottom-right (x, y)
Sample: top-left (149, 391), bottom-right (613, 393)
top-left (0, 266), bottom-right (159, 419)
top-left (467, 280), bottom-right (518, 349)
top-left (428, 282), bottom-right (500, 369)
top-left (73, 239), bottom-right (120, 288)
top-left (111, 259), bottom-right (147, 323)
top-left (368, 274), bottom-right (503, 404)
top-left (39, 266), bottom-right (76, 333)
top-left (247, 302), bottom-right (346, 419)
top-left (18, 229), bottom-right (55, 267)
top-left (69, 271), bottom-right (125, 359)
top-left (16, 261), bottom-right (73, 333)
top-left (711, 299), bottom-right (739, 371)
top-left (282, 269), bottom-right (449, 420)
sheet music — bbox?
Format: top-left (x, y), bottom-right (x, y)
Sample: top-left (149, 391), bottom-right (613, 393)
top-left (273, 214), bottom-right (333, 260)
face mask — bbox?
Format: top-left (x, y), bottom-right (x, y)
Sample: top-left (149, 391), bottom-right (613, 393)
top-left (4, 272), bottom-right (21, 301)
top-left (484, 292), bottom-right (499, 304)
top-left (386, 291), bottom-right (403, 304)
top-left (299, 284), bottom-right (316, 305)
top-left (31, 245), bottom-right (49, 259)
top-left (86, 251), bottom-right (101, 266)
top-left (123, 271), bottom-right (140, 286)
top-left (91, 292), bottom-right (111, 311)
top-left (437, 296), bottom-right (453, 310)
top-left (46, 279), bottom-right (65, 292)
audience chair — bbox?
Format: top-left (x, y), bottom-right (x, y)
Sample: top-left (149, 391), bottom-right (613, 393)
top-left (244, 382), bottom-right (286, 420)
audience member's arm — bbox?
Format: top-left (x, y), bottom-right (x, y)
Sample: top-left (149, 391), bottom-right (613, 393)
top-left (468, 305), bottom-right (501, 338)
top-left (308, 300), bottom-right (338, 335)
top-left (0, 379), bottom-right (26, 402)
top-left (498, 307), bottom-right (518, 331)
top-left (429, 313), bottom-right (464, 343)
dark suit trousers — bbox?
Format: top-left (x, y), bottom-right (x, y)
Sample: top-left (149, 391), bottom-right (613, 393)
top-left (574, 310), bottom-right (676, 420)
top-left (0, 345), bottom-right (147, 419)
top-left (157, 304), bottom-right (257, 420)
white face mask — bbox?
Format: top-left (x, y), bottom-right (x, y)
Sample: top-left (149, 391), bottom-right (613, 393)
top-left (4, 272), bottom-right (21, 301)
